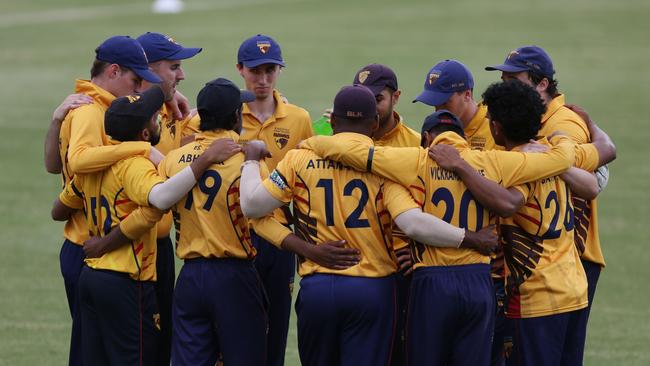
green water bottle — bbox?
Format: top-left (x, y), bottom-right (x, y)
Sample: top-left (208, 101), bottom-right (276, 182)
top-left (312, 115), bottom-right (333, 136)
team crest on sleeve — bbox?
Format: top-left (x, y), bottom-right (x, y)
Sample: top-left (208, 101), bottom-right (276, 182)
top-left (273, 127), bottom-right (290, 149)
top-left (257, 41), bottom-right (271, 54)
top-left (269, 170), bottom-right (288, 190)
top-left (428, 72), bottom-right (440, 85)
top-left (358, 70), bottom-right (370, 84)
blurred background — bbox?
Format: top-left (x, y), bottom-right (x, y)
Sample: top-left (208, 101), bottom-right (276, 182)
top-left (0, 0), bottom-right (648, 364)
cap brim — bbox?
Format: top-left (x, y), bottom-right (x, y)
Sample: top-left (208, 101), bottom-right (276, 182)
top-left (485, 63), bottom-right (529, 73)
top-left (363, 84), bottom-right (385, 97)
top-left (167, 47), bottom-right (203, 60)
top-left (240, 90), bottom-right (255, 103)
top-left (412, 89), bottom-right (452, 106)
top-left (132, 67), bottom-right (162, 83)
top-left (241, 58), bottom-right (285, 68)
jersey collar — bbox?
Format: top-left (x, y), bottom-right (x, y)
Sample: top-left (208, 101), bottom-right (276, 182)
top-left (542, 94), bottom-right (566, 124)
top-left (241, 89), bottom-right (288, 123)
top-left (464, 102), bottom-right (488, 139)
top-left (376, 111), bottom-right (404, 143)
top-left (74, 79), bottom-right (115, 110)
top-left (196, 129), bottom-right (241, 143)
top-left (430, 131), bottom-right (470, 149)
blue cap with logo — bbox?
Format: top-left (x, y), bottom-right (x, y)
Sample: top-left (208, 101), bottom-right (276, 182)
top-left (136, 32), bottom-right (202, 63)
top-left (420, 109), bottom-right (465, 137)
top-left (237, 34), bottom-right (285, 68)
top-left (95, 36), bottom-right (162, 83)
top-left (413, 60), bottom-right (474, 106)
top-left (485, 45), bottom-right (555, 79)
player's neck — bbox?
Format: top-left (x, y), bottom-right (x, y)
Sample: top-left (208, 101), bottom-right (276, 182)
top-left (246, 94), bottom-right (276, 123)
top-left (373, 112), bottom-right (397, 140)
top-left (460, 101), bottom-right (478, 129)
top-left (90, 77), bottom-right (112, 96)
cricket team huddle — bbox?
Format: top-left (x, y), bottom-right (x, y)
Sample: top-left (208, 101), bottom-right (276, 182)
top-left (44, 32), bottom-right (616, 366)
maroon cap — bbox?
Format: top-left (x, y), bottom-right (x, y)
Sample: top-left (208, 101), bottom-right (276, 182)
top-left (332, 85), bottom-right (378, 120)
top-left (353, 63), bottom-right (398, 96)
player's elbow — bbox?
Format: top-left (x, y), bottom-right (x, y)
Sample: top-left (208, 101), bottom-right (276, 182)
top-left (45, 161), bottom-right (62, 174)
top-left (241, 197), bottom-right (268, 219)
top-left (51, 200), bottom-right (70, 221)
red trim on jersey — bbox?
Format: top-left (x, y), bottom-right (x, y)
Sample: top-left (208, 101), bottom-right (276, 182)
top-left (134, 242), bottom-right (144, 255)
top-left (516, 212), bottom-right (541, 226)
top-left (525, 202), bottom-right (541, 210)
top-left (294, 195), bottom-right (309, 205)
top-left (507, 293), bottom-right (522, 318)
top-left (409, 185), bottom-right (426, 194)
top-left (115, 199), bottom-right (131, 206)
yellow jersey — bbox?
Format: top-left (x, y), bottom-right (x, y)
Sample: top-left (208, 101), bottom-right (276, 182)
top-left (503, 144), bottom-right (588, 318)
top-left (262, 134), bottom-right (419, 278)
top-left (299, 132), bottom-right (576, 268)
top-left (465, 103), bottom-right (501, 151)
top-left (158, 129), bottom-right (291, 259)
top-left (58, 79), bottom-right (150, 245)
top-left (539, 94), bottom-right (604, 267)
top-left (59, 153), bottom-right (164, 281)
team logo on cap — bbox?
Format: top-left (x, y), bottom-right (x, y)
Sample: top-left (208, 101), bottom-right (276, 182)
top-left (153, 313), bottom-right (161, 331)
top-left (257, 41), bottom-right (271, 54)
top-left (507, 50), bottom-right (519, 60)
top-left (428, 72), bottom-right (440, 85)
top-left (166, 36), bottom-right (178, 45)
top-left (358, 70), bottom-right (370, 84)
top-left (126, 95), bottom-right (141, 103)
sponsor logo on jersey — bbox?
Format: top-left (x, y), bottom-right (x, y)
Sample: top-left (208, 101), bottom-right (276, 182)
top-left (269, 170), bottom-right (288, 190)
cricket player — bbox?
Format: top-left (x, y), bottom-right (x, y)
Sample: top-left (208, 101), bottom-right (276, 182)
top-left (352, 63), bottom-right (420, 364)
top-left (239, 85), bottom-right (500, 365)
top-left (51, 86), bottom-right (239, 365)
top-left (236, 33), bottom-right (314, 366)
top-left (486, 45), bottom-right (616, 327)
top-left (43, 35), bottom-right (163, 366)
top-left (299, 97), bottom-right (585, 365)
top-left (429, 80), bottom-right (615, 366)
top-left (136, 31), bottom-right (202, 365)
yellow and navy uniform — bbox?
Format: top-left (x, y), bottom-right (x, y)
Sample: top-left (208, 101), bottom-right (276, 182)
top-left (464, 102), bottom-right (502, 151)
top-left (374, 112), bottom-right (421, 251)
top-left (503, 143), bottom-right (588, 318)
top-left (158, 129), bottom-right (290, 259)
top-left (262, 133), bottom-right (419, 278)
top-left (539, 94), bottom-right (604, 267)
top-left (59, 153), bottom-right (164, 281)
top-left (299, 132), bottom-right (576, 269)
top-left (58, 80), bottom-right (151, 245)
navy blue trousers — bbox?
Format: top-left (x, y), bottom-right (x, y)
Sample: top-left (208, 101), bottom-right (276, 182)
top-left (391, 272), bottom-right (411, 366)
top-left (154, 236), bottom-right (174, 366)
top-left (296, 273), bottom-right (397, 366)
top-left (60, 239), bottom-right (85, 366)
top-left (491, 277), bottom-right (513, 366)
top-left (78, 266), bottom-right (159, 366)
top-left (407, 264), bottom-right (495, 366)
top-left (171, 258), bottom-right (268, 366)
top-left (251, 230), bottom-right (295, 366)
top-left (582, 259), bottom-right (601, 318)
top-left (509, 308), bottom-right (588, 366)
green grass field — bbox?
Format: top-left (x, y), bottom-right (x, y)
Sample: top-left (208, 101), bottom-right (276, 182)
top-left (1, 0), bottom-right (648, 364)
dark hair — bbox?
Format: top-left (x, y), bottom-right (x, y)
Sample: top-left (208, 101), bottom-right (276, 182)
top-left (528, 70), bottom-right (559, 97)
top-left (198, 109), bottom-right (239, 132)
top-left (105, 114), bottom-right (150, 142)
top-left (420, 124), bottom-right (465, 147)
top-left (90, 58), bottom-right (133, 79)
top-left (482, 80), bottom-right (546, 144)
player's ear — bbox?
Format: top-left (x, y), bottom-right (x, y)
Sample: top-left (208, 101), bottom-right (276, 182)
top-left (392, 89), bottom-right (401, 106)
top-left (536, 77), bottom-right (549, 94)
top-left (140, 127), bottom-right (151, 142)
top-left (423, 131), bottom-right (434, 148)
top-left (107, 64), bottom-right (120, 79)
top-left (371, 116), bottom-right (379, 132)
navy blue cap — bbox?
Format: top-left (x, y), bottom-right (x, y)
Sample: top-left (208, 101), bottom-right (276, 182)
top-left (486, 46), bottom-right (555, 79)
top-left (353, 64), bottom-right (398, 96)
top-left (413, 60), bottom-right (474, 106)
top-left (105, 86), bottom-right (165, 133)
top-left (95, 36), bottom-right (161, 83)
top-left (197, 78), bottom-right (255, 119)
top-left (332, 85), bottom-right (378, 120)
top-left (420, 109), bottom-right (464, 137)
top-left (237, 34), bottom-right (285, 68)
top-left (136, 32), bottom-right (202, 63)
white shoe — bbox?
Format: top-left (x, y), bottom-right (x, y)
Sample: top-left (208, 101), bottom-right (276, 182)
top-left (152, 0), bottom-right (184, 13)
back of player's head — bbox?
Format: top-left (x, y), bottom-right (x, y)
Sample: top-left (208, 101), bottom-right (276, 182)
top-left (92, 35), bottom-right (161, 83)
top-left (105, 86), bottom-right (164, 141)
top-left (197, 78), bottom-right (255, 132)
top-left (353, 64), bottom-right (398, 96)
top-left (482, 80), bottom-right (545, 144)
top-left (330, 85), bottom-right (378, 129)
top-left (420, 110), bottom-right (465, 146)
top-left (237, 34), bottom-right (285, 68)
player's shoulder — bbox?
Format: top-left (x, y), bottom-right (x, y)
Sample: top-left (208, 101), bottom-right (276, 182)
top-left (281, 101), bottom-right (311, 121)
top-left (114, 154), bottom-right (156, 174)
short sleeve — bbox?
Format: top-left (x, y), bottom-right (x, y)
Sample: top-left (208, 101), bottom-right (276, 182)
top-left (59, 179), bottom-right (85, 210)
top-left (382, 181), bottom-right (420, 218)
top-left (261, 152), bottom-right (296, 204)
top-left (574, 143), bottom-right (600, 172)
top-left (119, 157), bottom-right (165, 206)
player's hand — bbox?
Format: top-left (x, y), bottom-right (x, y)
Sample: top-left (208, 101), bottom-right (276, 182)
top-left (459, 225), bottom-right (498, 256)
top-left (242, 140), bottom-right (272, 161)
top-left (167, 90), bottom-right (191, 120)
top-left (519, 140), bottom-right (549, 153)
top-left (83, 236), bottom-right (107, 258)
top-left (52, 93), bottom-right (93, 123)
top-left (395, 247), bottom-right (414, 276)
top-left (148, 147), bottom-right (164, 166)
top-left (565, 104), bottom-right (592, 124)
top-left (204, 138), bottom-right (241, 163)
top-left (428, 144), bottom-right (463, 171)
top-left (305, 240), bottom-right (361, 270)
top-left (322, 108), bottom-right (333, 123)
